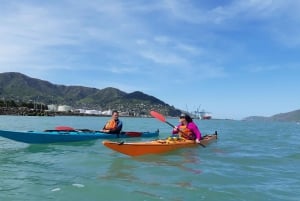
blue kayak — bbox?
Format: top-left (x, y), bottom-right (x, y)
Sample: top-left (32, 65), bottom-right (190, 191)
top-left (0, 129), bottom-right (159, 144)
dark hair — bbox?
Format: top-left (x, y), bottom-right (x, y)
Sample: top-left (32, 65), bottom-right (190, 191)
top-left (180, 113), bottom-right (193, 123)
top-left (112, 110), bottom-right (119, 116)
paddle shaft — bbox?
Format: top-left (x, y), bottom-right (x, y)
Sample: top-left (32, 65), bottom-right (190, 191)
top-left (165, 121), bottom-right (176, 128)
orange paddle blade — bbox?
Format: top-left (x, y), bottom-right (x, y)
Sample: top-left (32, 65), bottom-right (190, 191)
top-left (150, 111), bottom-right (166, 122)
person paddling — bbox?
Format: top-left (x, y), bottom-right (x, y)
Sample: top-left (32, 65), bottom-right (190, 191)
top-left (102, 110), bottom-right (123, 134)
top-left (172, 113), bottom-right (202, 144)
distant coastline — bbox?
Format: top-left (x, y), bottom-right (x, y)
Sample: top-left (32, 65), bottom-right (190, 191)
top-left (242, 109), bottom-right (300, 122)
top-left (0, 107), bottom-right (141, 117)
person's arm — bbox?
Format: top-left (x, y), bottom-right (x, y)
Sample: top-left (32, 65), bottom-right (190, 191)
top-left (102, 121), bottom-right (109, 132)
top-left (172, 125), bottom-right (180, 134)
top-left (189, 123), bottom-right (202, 141)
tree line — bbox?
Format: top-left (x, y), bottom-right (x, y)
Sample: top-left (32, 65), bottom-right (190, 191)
top-left (0, 99), bottom-right (48, 110)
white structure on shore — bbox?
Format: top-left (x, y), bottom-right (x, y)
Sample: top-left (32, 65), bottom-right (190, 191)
top-left (57, 105), bottom-right (72, 112)
top-left (47, 105), bottom-right (117, 116)
top-left (101, 109), bottom-right (112, 116)
top-left (85, 110), bottom-right (101, 115)
top-left (47, 104), bottom-right (73, 112)
top-left (47, 104), bottom-right (58, 112)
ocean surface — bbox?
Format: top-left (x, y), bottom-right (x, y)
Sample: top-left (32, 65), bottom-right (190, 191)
top-left (0, 115), bottom-right (299, 201)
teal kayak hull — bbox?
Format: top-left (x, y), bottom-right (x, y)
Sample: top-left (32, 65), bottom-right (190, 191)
top-left (0, 129), bottom-right (159, 144)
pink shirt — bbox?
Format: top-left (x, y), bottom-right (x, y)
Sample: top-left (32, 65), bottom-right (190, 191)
top-left (172, 121), bottom-right (202, 140)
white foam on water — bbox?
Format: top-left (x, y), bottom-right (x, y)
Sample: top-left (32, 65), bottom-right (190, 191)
top-left (51, 188), bottom-right (61, 192)
top-left (72, 183), bottom-right (85, 188)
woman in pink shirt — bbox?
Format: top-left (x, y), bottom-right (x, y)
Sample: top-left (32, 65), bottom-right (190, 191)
top-left (172, 113), bottom-right (202, 144)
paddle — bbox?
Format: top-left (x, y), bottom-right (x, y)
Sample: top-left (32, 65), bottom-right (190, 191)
top-left (150, 111), bottom-right (205, 147)
top-left (150, 111), bottom-right (176, 128)
top-left (55, 126), bottom-right (76, 131)
top-left (124, 132), bottom-right (142, 137)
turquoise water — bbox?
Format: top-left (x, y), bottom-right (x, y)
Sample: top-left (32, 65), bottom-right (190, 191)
top-left (0, 116), bottom-right (299, 201)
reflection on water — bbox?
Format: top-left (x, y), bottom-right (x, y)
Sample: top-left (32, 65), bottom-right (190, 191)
top-left (100, 147), bottom-right (204, 189)
top-left (133, 147), bottom-right (203, 174)
top-left (98, 150), bottom-right (204, 200)
top-left (100, 157), bottom-right (139, 182)
top-left (23, 141), bottom-right (97, 153)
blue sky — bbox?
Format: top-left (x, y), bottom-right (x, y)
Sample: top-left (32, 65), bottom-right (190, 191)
top-left (0, 0), bottom-right (299, 120)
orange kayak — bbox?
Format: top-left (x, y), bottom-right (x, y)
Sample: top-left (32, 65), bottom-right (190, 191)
top-left (102, 132), bottom-right (218, 157)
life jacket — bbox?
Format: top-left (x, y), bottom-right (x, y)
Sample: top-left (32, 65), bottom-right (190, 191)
top-left (104, 119), bottom-right (118, 130)
top-left (178, 124), bottom-right (196, 140)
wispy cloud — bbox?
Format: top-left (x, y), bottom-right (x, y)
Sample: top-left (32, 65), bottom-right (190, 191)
top-left (245, 63), bottom-right (300, 73)
top-left (106, 66), bottom-right (140, 74)
top-left (139, 50), bottom-right (187, 65)
top-left (246, 65), bottom-right (281, 73)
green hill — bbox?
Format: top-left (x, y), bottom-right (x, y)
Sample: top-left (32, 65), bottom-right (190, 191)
top-left (0, 72), bottom-right (180, 116)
